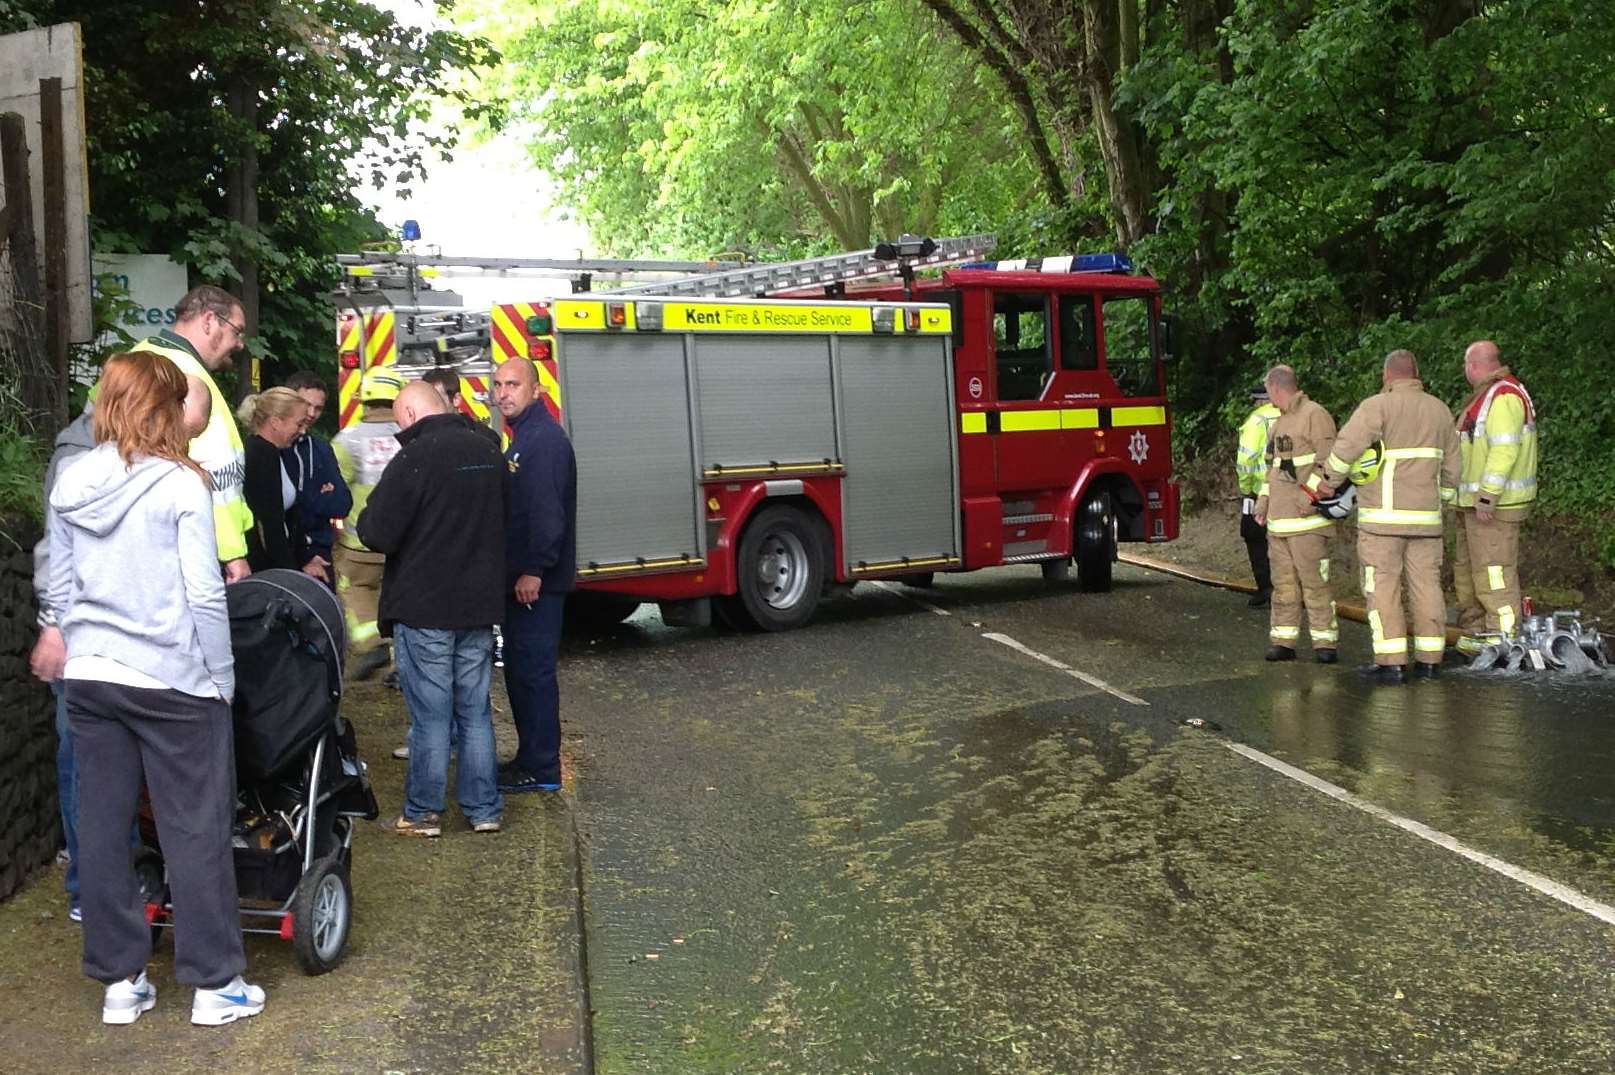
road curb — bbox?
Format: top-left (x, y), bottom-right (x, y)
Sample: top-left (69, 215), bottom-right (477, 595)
top-left (1119, 551), bottom-right (1462, 644)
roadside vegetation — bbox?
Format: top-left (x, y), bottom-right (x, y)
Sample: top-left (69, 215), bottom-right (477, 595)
top-left (2, 0), bottom-right (1609, 589)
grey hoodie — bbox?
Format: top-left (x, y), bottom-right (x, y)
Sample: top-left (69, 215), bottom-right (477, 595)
top-left (31, 407), bottom-right (96, 626)
top-left (48, 443), bottom-right (234, 701)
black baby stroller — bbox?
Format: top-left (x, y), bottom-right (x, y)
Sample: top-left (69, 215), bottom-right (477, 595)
top-left (137, 569), bottom-right (378, 975)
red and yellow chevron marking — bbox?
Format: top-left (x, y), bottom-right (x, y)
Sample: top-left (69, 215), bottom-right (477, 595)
top-left (336, 315), bottom-right (362, 430)
top-left (337, 311), bottom-right (398, 430)
top-left (491, 301), bottom-right (562, 421)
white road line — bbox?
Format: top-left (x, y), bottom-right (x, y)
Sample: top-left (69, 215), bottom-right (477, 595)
top-left (1225, 741), bottom-right (1615, 928)
top-left (981, 632), bottom-right (1149, 706)
top-left (869, 579), bottom-right (952, 616)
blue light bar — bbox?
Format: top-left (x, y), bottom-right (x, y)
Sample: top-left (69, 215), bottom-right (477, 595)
top-left (956, 253), bottom-right (1133, 274)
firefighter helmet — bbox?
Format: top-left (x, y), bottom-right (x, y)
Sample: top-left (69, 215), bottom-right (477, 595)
top-left (1316, 483), bottom-right (1357, 520)
top-left (1348, 440), bottom-right (1385, 485)
top-left (362, 369), bottom-right (405, 403)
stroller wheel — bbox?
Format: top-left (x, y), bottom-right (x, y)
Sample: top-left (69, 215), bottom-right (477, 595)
top-left (292, 855), bottom-right (352, 975)
top-left (132, 847), bottom-right (168, 949)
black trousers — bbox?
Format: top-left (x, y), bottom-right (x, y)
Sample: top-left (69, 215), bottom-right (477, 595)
top-left (1241, 512), bottom-right (1273, 594)
top-left (67, 679), bottom-right (245, 988)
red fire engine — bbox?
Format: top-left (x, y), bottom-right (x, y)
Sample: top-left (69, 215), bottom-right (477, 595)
top-left (332, 238), bottom-right (1178, 630)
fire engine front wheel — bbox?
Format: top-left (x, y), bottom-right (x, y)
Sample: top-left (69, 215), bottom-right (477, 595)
top-left (1075, 491), bottom-right (1116, 593)
top-left (723, 505), bottom-right (826, 632)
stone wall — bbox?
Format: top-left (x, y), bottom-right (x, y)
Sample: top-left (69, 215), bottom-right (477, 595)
top-left (0, 517), bottom-right (59, 900)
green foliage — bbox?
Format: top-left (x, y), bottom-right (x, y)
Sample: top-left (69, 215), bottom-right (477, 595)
top-left (468, 0), bottom-right (1045, 257)
top-left (1, 0), bottom-right (498, 391)
top-left (0, 387), bottom-right (46, 525)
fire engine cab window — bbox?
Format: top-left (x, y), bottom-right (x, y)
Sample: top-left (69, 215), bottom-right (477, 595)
top-left (1058, 296), bottom-right (1097, 371)
top-left (993, 295), bottom-right (1050, 401)
top-left (1101, 296), bottom-right (1156, 396)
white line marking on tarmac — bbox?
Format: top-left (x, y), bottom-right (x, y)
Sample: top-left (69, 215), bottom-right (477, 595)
top-left (869, 580), bottom-right (952, 616)
top-left (981, 632), bottom-right (1149, 706)
top-left (1225, 741), bottom-right (1615, 928)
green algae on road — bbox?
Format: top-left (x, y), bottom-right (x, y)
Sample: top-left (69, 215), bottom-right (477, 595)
top-left (0, 679), bottom-right (587, 1075)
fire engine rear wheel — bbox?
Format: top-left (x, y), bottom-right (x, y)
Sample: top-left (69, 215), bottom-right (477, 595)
top-left (565, 592), bottom-right (642, 631)
top-left (723, 505), bottom-right (826, 632)
top-left (904, 572), bottom-right (935, 589)
top-left (1076, 491), bottom-right (1116, 593)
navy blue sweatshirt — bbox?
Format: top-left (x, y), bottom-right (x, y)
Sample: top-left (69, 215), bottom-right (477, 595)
top-left (504, 403), bottom-right (577, 594)
top-left (281, 432), bottom-right (352, 562)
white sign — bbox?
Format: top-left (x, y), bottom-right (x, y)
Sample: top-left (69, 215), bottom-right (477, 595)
top-left (967, 375), bottom-right (983, 400)
top-left (92, 253), bottom-right (188, 337)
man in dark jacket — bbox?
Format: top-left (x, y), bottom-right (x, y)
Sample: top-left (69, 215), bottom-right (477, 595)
top-left (281, 370), bottom-right (352, 586)
top-left (491, 357), bottom-right (576, 794)
top-left (356, 383), bottom-right (506, 836)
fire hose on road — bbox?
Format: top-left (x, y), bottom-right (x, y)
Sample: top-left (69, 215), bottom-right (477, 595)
top-left (1118, 552), bottom-right (1612, 675)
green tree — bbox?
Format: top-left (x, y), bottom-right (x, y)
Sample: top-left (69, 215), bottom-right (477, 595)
top-left (1, 0), bottom-right (497, 398)
top-left (469, 0), bottom-right (1049, 257)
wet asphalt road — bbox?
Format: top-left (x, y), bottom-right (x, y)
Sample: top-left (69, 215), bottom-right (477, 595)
top-left (4, 561), bottom-right (1614, 1073)
top-left (565, 563), bottom-right (1615, 1074)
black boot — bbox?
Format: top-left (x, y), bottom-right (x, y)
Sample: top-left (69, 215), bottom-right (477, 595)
top-left (1361, 664), bottom-right (1407, 685)
top-left (1265, 645), bottom-right (1296, 662)
top-left (1414, 662), bottom-right (1439, 680)
top-left (1248, 590), bottom-right (1272, 608)
top-left (1314, 648), bottom-right (1338, 664)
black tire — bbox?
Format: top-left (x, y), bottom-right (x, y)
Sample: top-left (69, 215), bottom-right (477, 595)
top-left (720, 504), bottom-right (826, 631)
top-left (1075, 491), bottom-right (1116, 593)
top-left (905, 572), bottom-right (936, 589)
top-left (292, 855), bottom-right (352, 975)
top-left (132, 847), bottom-right (167, 948)
top-left (1040, 558), bottom-right (1071, 583)
top-left (565, 592), bottom-right (642, 630)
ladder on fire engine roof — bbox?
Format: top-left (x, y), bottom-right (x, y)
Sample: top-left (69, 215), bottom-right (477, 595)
top-left (334, 252), bottom-right (748, 296)
top-left (598, 234), bottom-right (998, 299)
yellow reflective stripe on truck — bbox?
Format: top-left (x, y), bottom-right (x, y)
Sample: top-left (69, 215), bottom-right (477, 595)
top-left (552, 299), bottom-right (952, 334)
top-left (1112, 405), bottom-right (1166, 426)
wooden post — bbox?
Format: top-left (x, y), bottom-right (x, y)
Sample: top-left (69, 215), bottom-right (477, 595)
top-left (1, 111), bottom-right (50, 424)
top-left (40, 76), bottom-right (68, 427)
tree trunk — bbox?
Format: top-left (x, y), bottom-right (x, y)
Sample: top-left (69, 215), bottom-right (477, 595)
top-left (225, 76), bottom-right (260, 401)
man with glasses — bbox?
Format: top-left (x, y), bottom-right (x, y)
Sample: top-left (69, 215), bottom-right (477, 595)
top-left (132, 285), bottom-right (256, 581)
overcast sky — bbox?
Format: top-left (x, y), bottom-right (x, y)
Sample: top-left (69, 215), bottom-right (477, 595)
top-left (361, 0), bottom-right (591, 277)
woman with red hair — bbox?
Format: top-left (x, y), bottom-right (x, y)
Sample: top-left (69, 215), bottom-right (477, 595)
top-left (46, 351), bottom-right (264, 1027)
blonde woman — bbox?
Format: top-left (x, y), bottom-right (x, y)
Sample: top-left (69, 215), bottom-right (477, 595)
top-left (48, 351), bottom-right (264, 1026)
top-left (236, 387), bottom-right (323, 576)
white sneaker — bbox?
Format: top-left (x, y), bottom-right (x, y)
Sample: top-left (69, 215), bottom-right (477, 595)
top-left (103, 971), bottom-right (156, 1024)
top-left (191, 974), bottom-right (265, 1026)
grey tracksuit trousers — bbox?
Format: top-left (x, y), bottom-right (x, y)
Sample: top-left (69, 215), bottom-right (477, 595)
top-left (67, 679), bottom-right (245, 988)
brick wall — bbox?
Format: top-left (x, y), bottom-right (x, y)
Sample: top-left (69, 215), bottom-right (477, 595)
top-left (0, 518), bottom-right (60, 900)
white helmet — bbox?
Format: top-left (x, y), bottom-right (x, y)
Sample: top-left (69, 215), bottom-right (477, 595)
top-left (1315, 484), bottom-right (1357, 520)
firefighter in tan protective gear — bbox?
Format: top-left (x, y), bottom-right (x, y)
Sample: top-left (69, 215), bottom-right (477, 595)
top-left (1254, 365), bottom-right (1339, 663)
top-left (1317, 350), bottom-right (1461, 685)
top-left (1452, 340), bottom-right (1537, 653)
top-left (331, 369), bottom-right (406, 680)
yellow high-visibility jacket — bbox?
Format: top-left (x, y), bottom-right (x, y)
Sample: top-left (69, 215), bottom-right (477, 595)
top-left (1236, 402), bottom-right (1281, 497)
top-left (1256, 392), bottom-right (1336, 537)
top-left (1323, 378), bottom-right (1461, 538)
top-left (131, 332), bottom-right (253, 562)
top-left (1456, 367), bottom-right (1537, 519)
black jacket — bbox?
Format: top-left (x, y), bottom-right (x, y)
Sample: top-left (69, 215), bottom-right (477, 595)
top-left (504, 403), bottom-right (577, 594)
top-left (244, 434), bottom-right (302, 571)
top-left (356, 413), bottom-right (505, 634)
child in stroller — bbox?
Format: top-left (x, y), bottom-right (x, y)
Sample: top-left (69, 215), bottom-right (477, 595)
top-left (138, 568), bottom-right (378, 975)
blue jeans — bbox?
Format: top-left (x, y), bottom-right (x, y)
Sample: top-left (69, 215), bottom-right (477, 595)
top-left (53, 683), bottom-right (79, 903)
top-left (394, 625), bottom-right (502, 825)
top-left (504, 594), bottom-right (566, 781)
